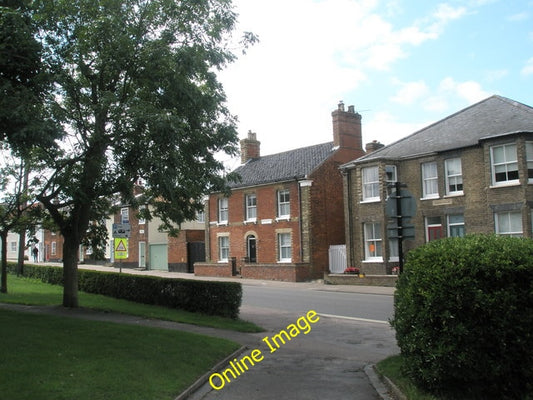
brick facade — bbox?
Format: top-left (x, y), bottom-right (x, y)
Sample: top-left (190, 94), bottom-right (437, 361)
top-left (198, 103), bottom-right (366, 281)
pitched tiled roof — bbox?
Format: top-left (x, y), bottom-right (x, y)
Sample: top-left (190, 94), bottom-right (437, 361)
top-left (348, 95), bottom-right (533, 164)
top-left (229, 142), bottom-right (335, 188)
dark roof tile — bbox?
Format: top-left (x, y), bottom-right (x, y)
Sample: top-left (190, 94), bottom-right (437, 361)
top-left (230, 142), bottom-right (335, 188)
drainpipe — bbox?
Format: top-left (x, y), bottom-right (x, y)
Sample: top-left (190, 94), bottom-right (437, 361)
top-left (296, 177), bottom-right (304, 262)
top-left (345, 168), bottom-right (355, 267)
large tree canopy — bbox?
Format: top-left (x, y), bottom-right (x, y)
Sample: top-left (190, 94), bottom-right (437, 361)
top-left (0, 2), bottom-right (58, 154)
top-left (23, 0), bottom-right (254, 307)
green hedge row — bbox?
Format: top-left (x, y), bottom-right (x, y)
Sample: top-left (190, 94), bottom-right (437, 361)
top-left (391, 234), bottom-right (533, 399)
top-left (8, 263), bottom-right (242, 319)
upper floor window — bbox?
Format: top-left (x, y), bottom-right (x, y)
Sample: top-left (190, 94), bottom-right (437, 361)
top-left (218, 198), bottom-right (228, 223)
top-left (362, 166), bottom-right (380, 201)
top-left (421, 162), bottom-right (439, 198)
top-left (385, 165), bottom-right (397, 183)
top-left (278, 232), bottom-right (291, 262)
top-left (121, 207), bottom-right (129, 224)
top-left (196, 210), bottom-right (205, 223)
top-left (245, 194), bottom-right (257, 221)
top-left (491, 143), bottom-right (518, 185)
top-left (495, 211), bottom-right (522, 237)
top-left (138, 205), bottom-right (146, 225)
top-left (526, 142), bottom-right (533, 183)
top-left (277, 190), bottom-right (290, 218)
top-left (445, 158), bottom-right (463, 195)
top-left (364, 222), bottom-right (382, 261)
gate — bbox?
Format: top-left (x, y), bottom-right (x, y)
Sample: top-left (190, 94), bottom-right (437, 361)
top-left (328, 244), bottom-right (347, 274)
top-left (187, 242), bottom-right (205, 273)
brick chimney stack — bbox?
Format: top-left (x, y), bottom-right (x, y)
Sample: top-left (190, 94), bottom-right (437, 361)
top-left (365, 140), bottom-right (384, 153)
top-left (331, 101), bottom-right (363, 151)
top-left (240, 130), bottom-right (261, 164)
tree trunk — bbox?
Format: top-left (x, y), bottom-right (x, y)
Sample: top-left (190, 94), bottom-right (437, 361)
top-left (17, 229), bottom-right (25, 276)
top-left (1, 231), bottom-right (8, 293)
top-left (62, 236), bottom-right (79, 308)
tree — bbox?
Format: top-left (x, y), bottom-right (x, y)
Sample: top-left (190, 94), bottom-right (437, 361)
top-left (0, 150), bottom-right (41, 293)
top-left (0, 2), bottom-right (59, 154)
top-left (28, 0), bottom-right (254, 307)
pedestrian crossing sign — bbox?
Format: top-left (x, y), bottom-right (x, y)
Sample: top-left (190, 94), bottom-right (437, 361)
top-left (114, 238), bottom-right (128, 260)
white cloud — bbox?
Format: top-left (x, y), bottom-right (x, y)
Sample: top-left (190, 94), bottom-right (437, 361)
top-left (439, 77), bottom-right (490, 103)
top-left (391, 80), bottom-right (429, 104)
top-left (364, 111), bottom-right (427, 146)
top-left (521, 57), bottom-right (533, 76)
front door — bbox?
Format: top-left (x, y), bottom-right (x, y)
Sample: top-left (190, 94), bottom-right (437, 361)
top-left (139, 242), bottom-right (146, 268)
top-left (247, 235), bottom-right (257, 263)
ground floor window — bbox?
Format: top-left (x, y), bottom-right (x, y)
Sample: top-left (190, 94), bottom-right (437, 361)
top-left (495, 211), bottom-right (523, 237)
top-left (278, 232), bottom-right (291, 262)
top-left (364, 222), bottom-right (382, 261)
top-left (388, 237), bottom-right (399, 261)
top-left (218, 236), bottom-right (229, 262)
top-left (447, 214), bottom-right (465, 237)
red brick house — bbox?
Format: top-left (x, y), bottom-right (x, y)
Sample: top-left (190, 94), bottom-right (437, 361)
top-left (195, 102), bottom-right (366, 281)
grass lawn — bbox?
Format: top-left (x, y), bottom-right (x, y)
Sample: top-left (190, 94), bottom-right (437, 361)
top-left (0, 274), bottom-right (263, 332)
top-left (375, 355), bottom-right (439, 400)
top-left (0, 308), bottom-right (240, 400)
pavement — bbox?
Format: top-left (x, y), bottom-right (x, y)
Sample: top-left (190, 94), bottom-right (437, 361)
top-left (4, 262), bottom-right (399, 399)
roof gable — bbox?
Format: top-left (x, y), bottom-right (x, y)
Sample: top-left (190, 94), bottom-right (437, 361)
top-left (229, 142), bottom-right (335, 188)
top-left (352, 95), bottom-right (533, 163)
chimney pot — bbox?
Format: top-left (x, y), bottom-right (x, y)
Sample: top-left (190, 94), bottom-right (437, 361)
top-left (338, 101), bottom-right (345, 111)
top-left (348, 105), bottom-right (355, 113)
top-left (365, 140), bottom-right (384, 153)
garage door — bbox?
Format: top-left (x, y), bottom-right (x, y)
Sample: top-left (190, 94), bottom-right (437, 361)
top-left (149, 244), bottom-right (168, 271)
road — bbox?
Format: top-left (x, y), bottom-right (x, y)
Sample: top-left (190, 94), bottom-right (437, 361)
top-left (190, 282), bottom-right (399, 400)
top-left (241, 283), bottom-right (394, 323)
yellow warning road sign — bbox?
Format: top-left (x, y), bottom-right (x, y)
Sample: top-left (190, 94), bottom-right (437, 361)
top-left (114, 238), bottom-right (128, 260)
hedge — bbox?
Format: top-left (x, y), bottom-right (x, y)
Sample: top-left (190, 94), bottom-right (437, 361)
top-left (391, 234), bottom-right (533, 399)
top-left (7, 263), bottom-right (242, 319)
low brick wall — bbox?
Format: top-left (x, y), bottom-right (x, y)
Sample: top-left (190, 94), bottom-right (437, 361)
top-left (324, 273), bottom-right (398, 287)
top-left (194, 262), bottom-right (233, 278)
top-left (241, 263), bottom-right (311, 282)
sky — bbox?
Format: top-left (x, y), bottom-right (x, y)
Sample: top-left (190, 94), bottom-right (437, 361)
top-left (217, 0), bottom-right (533, 169)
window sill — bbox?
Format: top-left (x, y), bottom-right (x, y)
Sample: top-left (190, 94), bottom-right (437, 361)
top-left (489, 181), bottom-right (520, 189)
top-left (444, 192), bottom-right (464, 198)
top-left (217, 222), bottom-right (228, 226)
top-left (243, 219), bottom-right (257, 224)
top-left (360, 199), bottom-right (380, 204)
top-left (276, 216), bottom-right (290, 222)
top-left (278, 260), bottom-right (292, 264)
top-left (420, 196), bottom-right (439, 201)
top-left (218, 260), bottom-right (228, 264)
top-left (362, 258), bottom-right (383, 263)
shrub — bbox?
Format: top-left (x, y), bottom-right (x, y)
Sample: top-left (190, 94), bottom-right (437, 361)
top-left (391, 234), bottom-right (533, 399)
top-left (8, 263), bottom-right (242, 319)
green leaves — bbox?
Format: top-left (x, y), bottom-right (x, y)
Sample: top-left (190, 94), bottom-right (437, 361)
top-left (392, 234), bottom-right (533, 398)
